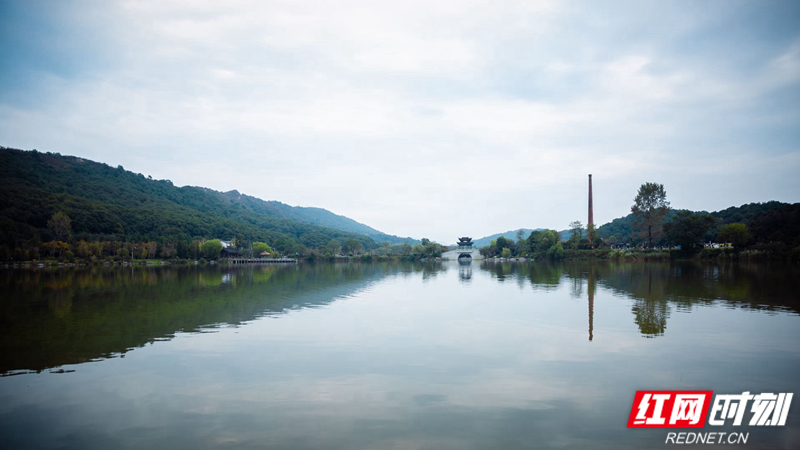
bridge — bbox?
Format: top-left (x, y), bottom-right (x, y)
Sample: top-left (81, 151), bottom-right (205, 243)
top-left (442, 237), bottom-right (483, 260)
top-left (441, 248), bottom-right (483, 260)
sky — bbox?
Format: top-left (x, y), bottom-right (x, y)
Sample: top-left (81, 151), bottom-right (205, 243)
top-left (1, 0), bottom-right (799, 243)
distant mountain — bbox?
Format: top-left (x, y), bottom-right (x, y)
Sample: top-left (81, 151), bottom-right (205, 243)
top-left (0, 147), bottom-right (414, 251)
top-left (246, 200), bottom-right (417, 244)
top-left (471, 229), bottom-right (543, 248)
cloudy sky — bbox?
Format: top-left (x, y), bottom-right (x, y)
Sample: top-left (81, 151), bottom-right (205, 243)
top-left (1, 1), bottom-right (799, 243)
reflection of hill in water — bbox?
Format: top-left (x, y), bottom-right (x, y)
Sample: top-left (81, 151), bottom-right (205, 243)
top-left (2, 261), bottom-right (795, 373)
top-left (481, 261), bottom-right (800, 338)
top-left (569, 262), bottom-right (800, 314)
top-left (0, 263), bottom-right (443, 374)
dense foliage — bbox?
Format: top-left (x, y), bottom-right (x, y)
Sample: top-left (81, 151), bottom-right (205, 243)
top-left (597, 201), bottom-right (797, 249)
top-left (471, 228), bottom-right (540, 248)
top-left (0, 147), bottom-right (388, 259)
top-left (631, 182), bottom-right (671, 248)
top-left (663, 212), bottom-right (716, 256)
top-left (479, 229), bottom-right (564, 260)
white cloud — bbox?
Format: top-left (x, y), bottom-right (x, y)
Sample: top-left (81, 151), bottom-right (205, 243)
top-left (1, 0), bottom-right (798, 242)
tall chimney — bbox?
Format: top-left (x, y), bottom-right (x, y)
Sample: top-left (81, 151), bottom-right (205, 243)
top-left (588, 174), bottom-right (594, 244)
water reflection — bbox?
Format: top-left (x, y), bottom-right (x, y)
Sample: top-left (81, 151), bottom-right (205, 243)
top-left (0, 263), bottom-right (446, 375)
top-left (481, 260), bottom-right (800, 340)
top-left (458, 259), bottom-right (472, 283)
top-left (588, 266), bottom-right (594, 341)
top-left (1, 261), bottom-right (799, 449)
top-left (0, 261), bottom-right (800, 373)
top-left (2, 261), bottom-right (798, 376)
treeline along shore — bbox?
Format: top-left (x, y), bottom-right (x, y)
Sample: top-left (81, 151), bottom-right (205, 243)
top-left (478, 182), bottom-right (799, 262)
top-left (1, 147), bottom-right (799, 266)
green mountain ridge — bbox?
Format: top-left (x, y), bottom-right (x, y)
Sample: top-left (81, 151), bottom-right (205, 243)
top-left (478, 201), bottom-right (798, 247)
top-left (471, 229), bottom-right (544, 248)
top-left (595, 201), bottom-right (794, 244)
top-left (0, 147), bottom-right (415, 251)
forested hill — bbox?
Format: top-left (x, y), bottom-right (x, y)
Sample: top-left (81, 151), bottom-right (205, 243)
top-left (474, 201), bottom-right (797, 248)
top-left (232, 197), bottom-right (416, 244)
top-left (0, 147), bottom-right (410, 251)
top-left (596, 201), bottom-right (796, 243)
top-left (472, 229), bottom-right (542, 248)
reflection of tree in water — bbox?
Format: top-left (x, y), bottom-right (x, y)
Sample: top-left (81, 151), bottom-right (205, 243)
top-left (625, 265), bottom-right (671, 337)
top-left (577, 261), bottom-right (798, 338)
top-left (0, 263), bottom-right (420, 375)
top-left (420, 262), bottom-right (446, 282)
top-left (478, 260), bottom-right (800, 339)
top-left (632, 299), bottom-right (669, 337)
top-left (481, 261), bottom-right (514, 281)
top-left (526, 263), bottom-right (563, 291)
top-left (480, 261), bottom-right (565, 290)
top-left (458, 260), bottom-right (472, 283)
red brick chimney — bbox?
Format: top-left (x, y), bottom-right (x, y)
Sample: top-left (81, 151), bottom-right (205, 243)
top-left (588, 174), bottom-right (594, 244)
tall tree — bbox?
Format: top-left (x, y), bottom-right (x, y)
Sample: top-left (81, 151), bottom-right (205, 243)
top-left (569, 221), bottom-right (583, 249)
top-left (631, 182), bottom-right (670, 248)
top-left (47, 211), bottom-right (72, 242)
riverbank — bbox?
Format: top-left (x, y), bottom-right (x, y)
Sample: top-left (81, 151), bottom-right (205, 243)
top-left (5, 244), bottom-right (797, 269)
top-left (495, 246), bottom-right (799, 262)
top-left (1, 254), bottom-right (446, 268)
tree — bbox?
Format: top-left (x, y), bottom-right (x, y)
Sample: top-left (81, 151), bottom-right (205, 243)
top-left (75, 240), bottom-right (91, 258)
top-left (324, 239), bottom-right (340, 255)
top-left (253, 241), bottom-right (273, 257)
top-left (160, 243), bottom-right (176, 258)
top-left (718, 223), bottom-right (752, 252)
top-left (664, 211), bottom-right (716, 255)
top-left (146, 241), bottom-right (157, 259)
top-left (528, 230), bottom-right (559, 253)
top-left (47, 212), bottom-right (72, 242)
top-left (423, 240), bottom-right (444, 257)
top-left (569, 221), bottom-right (583, 249)
top-left (547, 241), bottom-right (565, 260)
top-left (501, 247), bottom-right (512, 258)
top-left (587, 223), bottom-right (598, 247)
top-left (42, 241), bottom-right (69, 258)
top-left (200, 239), bottom-right (223, 259)
top-left (342, 238), bottom-right (363, 255)
top-left (631, 182), bottom-right (670, 248)
top-left (189, 240), bottom-right (201, 259)
top-left (496, 236), bottom-right (509, 251)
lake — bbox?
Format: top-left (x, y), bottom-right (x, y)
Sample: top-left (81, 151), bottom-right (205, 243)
top-left (1, 261), bottom-right (798, 449)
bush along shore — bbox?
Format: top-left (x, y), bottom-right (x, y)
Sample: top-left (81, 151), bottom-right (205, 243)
top-left (482, 246), bottom-right (800, 263)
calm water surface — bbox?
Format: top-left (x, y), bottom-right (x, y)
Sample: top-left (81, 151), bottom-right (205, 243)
top-left (1, 262), bottom-right (799, 449)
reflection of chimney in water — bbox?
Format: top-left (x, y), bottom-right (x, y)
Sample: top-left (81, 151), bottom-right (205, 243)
top-left (588, 267), bottom-right (595, 341)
